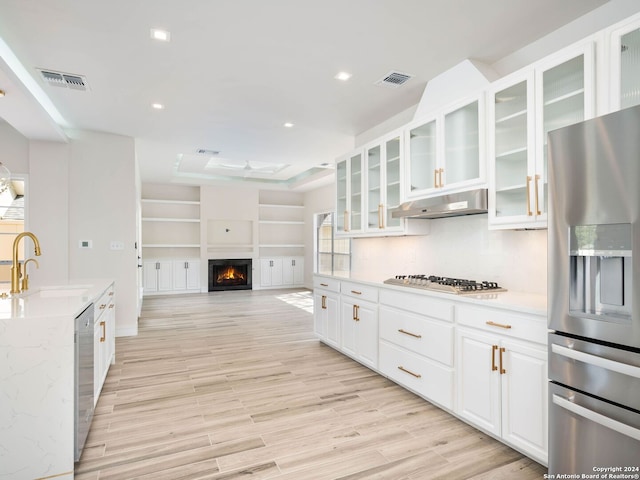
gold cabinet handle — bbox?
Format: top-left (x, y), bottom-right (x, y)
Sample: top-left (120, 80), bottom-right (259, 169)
top-left (100, 321), bottom-right (106, 343)
top-left (433, 169), bottom-right (438, 188)
top-left (351, 290), bottom-right (362, 295)
top-left (398, 329), bottom-right (422, 339)
top-left (534, 174), bottom-right (541, 215)
top-left (320, 283), bottom-right (328, 287)
top-left (321, 295), bottom-right (327, 310)
top-left (378, 204), bottom-right (384, 229)
top-left (99, 304), bottom-right (107, 310)
top-left (109, 304), bottom-right (114, 309)
top-left (491, 345), bottom-right (498, 371)
top-left (109, 291), bottom-right (114, 296)
top-left (526, 176), bottom-right (533, 216)
top-left (499, 347), bottom-right (506, 374)
top-left (354, 305), bottom-right (360, 321)
top-left (344, 211), bottom-right (349, 232)
top-left (439, 168), bottom-right (444, 188)
top-left (398, 366), bottom-right (422, 378)
top-left (486, 321), bottom-right (512, 329)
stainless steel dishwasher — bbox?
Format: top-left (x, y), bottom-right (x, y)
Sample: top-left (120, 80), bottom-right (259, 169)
top-left (75, 303), bottom-right (94, 462)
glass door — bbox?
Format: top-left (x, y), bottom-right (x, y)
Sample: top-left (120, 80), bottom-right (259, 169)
top-left (493, 80), bottom-right (531, 220)
top-left (366, 145), bottom-right (382, 230)
top-left (619, 27), bottom-right (640, 109)
top-left (385, 135), bottom-right (402, 229)
top-left (407, 119), bottom-right (437, 196)
top-left (335, 159), bottom-right (347, 233)
top-left (444, 100), bottom-right (480, 186)
top-left (349, 152), bottom-right (363, 233)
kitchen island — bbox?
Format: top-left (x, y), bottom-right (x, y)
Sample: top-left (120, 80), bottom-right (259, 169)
top-left (0, 279), bottom-right (115, 480)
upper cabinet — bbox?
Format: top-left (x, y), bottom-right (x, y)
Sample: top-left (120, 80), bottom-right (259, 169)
top-left (365, 131), bottom-right (404, 233)
top-left (608, 14), bottom-right (640, 112)
top-left (405, 95), bottom-right (485, 199)
top-left (488, 42), bottom-right (595, 230)
top-left (336, 150), bottom-right (364, 235)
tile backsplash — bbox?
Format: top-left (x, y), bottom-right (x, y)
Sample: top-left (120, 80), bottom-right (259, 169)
top-left (352, 215), bottom-right (547, 296)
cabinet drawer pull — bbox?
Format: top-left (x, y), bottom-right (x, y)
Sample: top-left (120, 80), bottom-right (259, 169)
top-left (109, 291), bottom-right (114, 296)
top-left (499, 347), bottom-right (506, 374)
top-left (351, 290), bottom-right (362, 295)
top-left (99, 304), bottom-right (107, 310)
top-left (398, 329), bottom-right (422, 339)
top-left (100, 321), bottom-right (106, 343)
top-left (486, 321), bottom-right (511, 329)
top-left (109, 304), bottom-right (115, 309)
top-left (398, 366), bottom-right (421, 379)
top-left (491, 345), bottom-right (498, 371)
top-left (320, 283), bottom-right (328, 287)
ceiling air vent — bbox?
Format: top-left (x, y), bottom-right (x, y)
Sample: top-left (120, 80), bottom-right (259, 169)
top-left (375, 71), bottom-right (413, 89)
top-left (196, 149), bottom-right (220, 156)
top-left (38, 69), bottom-right (88, 91)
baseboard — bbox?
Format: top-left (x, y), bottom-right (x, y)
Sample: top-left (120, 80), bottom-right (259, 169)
top-left (116, 326), bottom-right (138, 337)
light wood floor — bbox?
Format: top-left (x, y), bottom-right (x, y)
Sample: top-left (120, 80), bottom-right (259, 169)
top-left (75, 289), bottom-right (547, 480)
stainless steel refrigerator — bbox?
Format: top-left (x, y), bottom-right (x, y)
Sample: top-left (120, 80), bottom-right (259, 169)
top-left (548, 105), bottom-right (640, 474)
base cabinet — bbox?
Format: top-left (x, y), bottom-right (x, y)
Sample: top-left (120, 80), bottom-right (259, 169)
top-left (313, 289), bottom-right (340, 348)
top-left (143, 258), bottom-right (200, 295)
top-left (93, 283), bottom-right (116, 404)
top-left (340, 297), bottom-right (378, 369)
top-left (456, 305), bottom-right (548, 465)
top-left (260, 257), bottom-right (304, 288)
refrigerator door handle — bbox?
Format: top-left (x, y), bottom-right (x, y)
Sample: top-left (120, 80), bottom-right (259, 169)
top-left (551, 344), bottom-right (640, 379)
top-left (552, 394), bottom-right (640, 441)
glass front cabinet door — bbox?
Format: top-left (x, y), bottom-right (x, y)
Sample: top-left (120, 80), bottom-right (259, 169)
top-left (609, 17), bottom-right (640, 111)
top-left (335, 150), bottom-right (364, 235)
top-left (365, 131), bottom-right (403, 233)
top-left (405, 96), bottom-right (484, 199)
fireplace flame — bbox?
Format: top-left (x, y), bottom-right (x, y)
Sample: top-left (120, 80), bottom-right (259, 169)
top-left (217, 266), bottom-right (246, 283)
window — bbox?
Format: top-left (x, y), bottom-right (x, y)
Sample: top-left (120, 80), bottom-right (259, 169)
top-left (315, 212), bottom-right (350, 276)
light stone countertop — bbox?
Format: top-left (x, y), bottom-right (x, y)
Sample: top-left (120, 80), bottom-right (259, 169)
top-left (315, 273), bottom-right (547, 317)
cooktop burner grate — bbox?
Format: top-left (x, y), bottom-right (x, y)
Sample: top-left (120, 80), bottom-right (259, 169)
top-left (383, 275), bottom-right (507, 294)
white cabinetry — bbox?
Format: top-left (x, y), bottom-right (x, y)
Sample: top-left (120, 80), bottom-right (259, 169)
top-left (336, 150), bottom-right (364, 234)
top-left (340, 282), bottom-right (378, 369)
top-left (405, 95), bottom-right (485, 199)
top-left (260, 258), bottom-right (283, 287)
top-left (456, 304), bottom-right (548, 465)
top-left (94, 283), bottom-right (115, 403)
top-left (313, 276), bottom-right (340, 348)
top-left (172, 259), bottom-right (200, 291)
top-left (378, 289), bottom-right (455, 410)
top-left (282, 256), bottom-right (304, 285)
top-left (488, 41), bottom-right (595, 229)
top-left (608, 14), bottom-right (640, 111)
top-left (142, 259), bottom-right (173, 294)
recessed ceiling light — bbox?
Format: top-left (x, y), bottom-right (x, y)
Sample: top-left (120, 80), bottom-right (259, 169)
top-left (150, 29), bottom-right (170, 42)
top-left (151, 103), bottom-right (164, 110)
top-left (334, 71), bottom-right (352, 81)
top-left (283, 122), bottom-right (294, 128)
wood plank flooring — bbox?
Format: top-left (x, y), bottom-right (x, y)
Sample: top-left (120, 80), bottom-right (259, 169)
top-left (75, 289), bottom-right (547, 479)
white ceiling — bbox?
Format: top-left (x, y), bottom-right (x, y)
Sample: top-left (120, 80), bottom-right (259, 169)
top-left (0, 0), bottom-right (608, 190)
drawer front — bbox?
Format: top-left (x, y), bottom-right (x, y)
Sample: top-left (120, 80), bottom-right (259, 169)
top-left (379, 340), bottom-right (454, 410)
top-left (457, 304), bottom-right (547, 344)
top-left (341, 281), bottom-right (378, 303)
top-left (379, 288), bottom-right (453, 322)
top-left (313, 276), bottom-right (341, 293)
top-left (379, 306), bottom-right (454, 366)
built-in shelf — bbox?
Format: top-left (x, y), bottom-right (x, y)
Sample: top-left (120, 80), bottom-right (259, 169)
top-left (141, 199), bottom-right (200, 205)
top-left (496, 108), bottom-right (527, 124)
top-left (142, 217), bottom-right (200, 222)
top-left (142, 244), bottom-right (200, 248)
top-left (258, 220), bottom-right (304, 225)
top-left (544, 88), bottom-right (584, 107)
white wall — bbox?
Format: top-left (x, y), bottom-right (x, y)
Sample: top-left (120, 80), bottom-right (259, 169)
top-left (0, 120), bottom-right (29, 173)
top-left (352, 216), bottom-right (547, 296)
top-left (66, 129), bottom-right (138, 336)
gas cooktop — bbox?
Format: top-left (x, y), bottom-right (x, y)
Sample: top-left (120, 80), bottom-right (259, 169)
top-left (383, 275), bottom-right (507, 295)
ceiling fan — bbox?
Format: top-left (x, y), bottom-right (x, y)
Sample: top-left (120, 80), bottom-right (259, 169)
top-left (206, 158), bottom-right (288, 177)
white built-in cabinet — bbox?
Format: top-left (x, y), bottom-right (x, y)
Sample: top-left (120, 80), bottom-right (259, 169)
top-left (312, 275), bottom-right (548, 465)
top-left (339, 282), bottom-right (378, 369)
top-left (336, 151), bottom-right (364, 234)
top-left (608, 14), bottom-right (640, 112)
top-left (313, 276), bottom-right (340, 348)
top-left (405, 95), bottom-right (485, 198)
top-left (143, 258), bottom-right (200, 295)
top-left (172, 259), bottom-right (200, 291)
top-left (94, 282), bottom-right (115, 403)
top-left (456, 304), bottom-right (548, 465)
top-left (260, 256), bottom-right (304, 288)
top-left (487, 41), bottom-right (595, 229)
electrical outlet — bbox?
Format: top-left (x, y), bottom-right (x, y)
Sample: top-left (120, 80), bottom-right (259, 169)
top-left (110, 241), bottom-right (125, 250)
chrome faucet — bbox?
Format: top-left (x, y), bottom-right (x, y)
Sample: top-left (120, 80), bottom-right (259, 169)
top-left (10, 232), bottom-right (42, 294)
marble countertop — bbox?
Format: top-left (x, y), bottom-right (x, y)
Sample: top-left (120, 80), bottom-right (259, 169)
top-left (315, 273), bottom-right (547, 316)
top-left (0, 278), bottom-right (114, 320)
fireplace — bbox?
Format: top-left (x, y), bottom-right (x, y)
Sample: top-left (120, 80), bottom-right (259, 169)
top-left (208, 259), bottom-right (252, 291)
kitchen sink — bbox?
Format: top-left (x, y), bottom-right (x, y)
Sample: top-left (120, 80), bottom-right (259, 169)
top-left (23, 285), bottom-right (92, 298)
